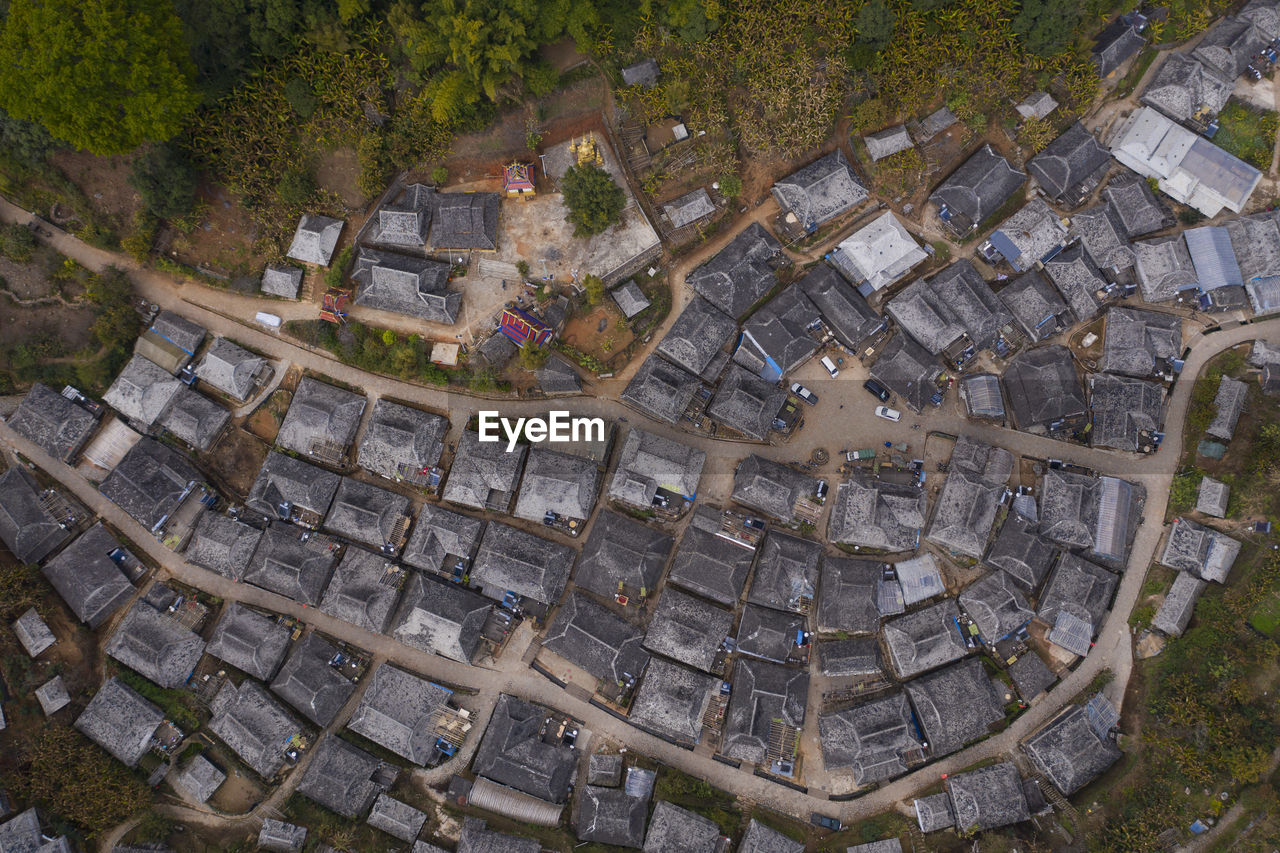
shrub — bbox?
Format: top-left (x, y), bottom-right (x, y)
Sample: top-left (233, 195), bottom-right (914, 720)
top-left (518, 339), bottom-right (549, 370)
top-left (516, 259), bottom-right (530, 277)
top-left (430, 165), bottom-right (448, 185)
top-left (583, 273), bottom-right (605, 306)
top-left (562, 162), bottom-right (625, 237)
top-left (276, 167), bottom-right (316, 206)
top-left (283, 77), bottom-right (318, 118)
top-left (718, 173), bottom-right (742, 201)
top-left (128, 143), bottom-right (198, 220)
top-left (0, 222), bottom-right (36, 262)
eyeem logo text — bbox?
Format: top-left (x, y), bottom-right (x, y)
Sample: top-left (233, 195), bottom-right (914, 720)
top-left (477, 410), bottom-right (605, 452)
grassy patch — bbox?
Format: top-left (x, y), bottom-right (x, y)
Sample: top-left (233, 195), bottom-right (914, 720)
top-left (820, 811), bottom-right (910, 850)
top-left (1249, 592), bottom-right (1280, 636)
top-left (1168, 469), bottom-right (1203, 517)
top-left (1116, 47), bottom-right (1158, 98)
top-left (1214, 100), bottom-right (1279, 171)
top-left (653, 767), bottom-right (740, 836)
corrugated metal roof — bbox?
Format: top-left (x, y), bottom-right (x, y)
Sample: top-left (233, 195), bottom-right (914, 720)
top-left (467, 777), bottom-right (563, 826)
top-left (1183, 226), bottom-right (1244, 290)
top-left (1094, 476), bottom-right (1132, 562)
top-left (1048, 611), bottom-right (1093, 656)
top-left (962, 374), bottom-right (1005, 418)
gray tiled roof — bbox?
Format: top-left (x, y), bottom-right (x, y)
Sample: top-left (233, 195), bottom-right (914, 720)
top-left (259, 819), bottom-right (306, 852)
top-left (13, 607), bottom-right (56, 657)
top-left (1038, 468), bottom-right (1099, 549)
top-left (1089, 373), bottom-right (1165, 452)
top-left (643, 803), bottom-right (723, 853)
top-left (799, 264), bottom-right (883, 347)
top-left (368, 793), bottom-right (427, 842)
top-left (574, 509), bottom-right (673, 600)
top-left (1207, 376), bottom-right (1248, 441)
top-left (882, 598), bottom-right (968, 679)
top-left (707, 363), bottom-right (789, 440)
top-left (998, 270), bottom-right (1070, 343)
top-left (543, 592), bottom-right (649, 685)
top-left (1103, 175), bottom-right (1175, 238)
top-left (1002, 345), bottom-right (1086, 430)
top-left (352, 247), bottom-right (459, 324)
top-left (914, 792), bottom-right (955, 832)
top-left (366, 184), bottom-right (432, 249)
top-left (990, 199), bottom-right (1068, 271)
top-left (686, 222), bottom-right (783, 319)
top-left (535, 354), bottom-right (583, 394)
top-left (612, 279), bottom-right (652, 319)
top-left (984, 513), bottom-right (1058, 594)
top-left (885, 278), bottom-right (965, 355)
top-left (512, 447), bottom-right (600, 524)
top-left (958, 571), bottom-right (1034, 643)
top-left (1095, 17), bottom-right (1147, 77)
top-left (1226, 210), bottom-right (1280, 283)
top-left (105, 600), bottom-right (205, 688)
top-left (0, 466), bottom-right (71, 564)
top-left (904, 657), bottom-right (1005, 756)
top-left (243, 525), bottom-right (340, 606)
top-left (347, 663), bottom-right (454, 765)
top-left (734, 284), bottom-right (821, 378)
top-left (429, 191), bottom-right (500, 250)
top-left (473, 694), bottom-right (578, 803)
top-left (356, 400), bottom-right (448, 482)
top-left (6, 382), bottom-right (99, 462)
top-left (819, 691), bottom-right (922, 785)
top-left (1044, 243), bottom-right (1108, 325)
top-left (620, 355), bottom-right (700, 424)
top-left (206, 601), bottom-right (292, 681)
top-left (458, 817), bottom-right (541, 853)
top-left (275, 377), bottom-right (365, 457)
top-left (441, 430), bottom-right (527, 512)
top-left (1193, 15), bottom-right (1268, 78)
top-left (74, 677), bottom-right (163, 767)
top-left (771, 149), bottom-right (868, 228)
top-left (297, 735), bottom-right (386, 818)
top-left (628, 657), bottom-right (717, 745)
top-left (470, 521), bottom-right (574, 606)
top-left (915, 107), bottom-right (958, 142)
top-left (869, 332), bottom-right (944, 413)
top-left (104, 354), bottom-right (183, 427)
top-left (816, 557), bottom-right (883, 634)
top-left (662, 187), bottom-right (715, 229)
top-left (1133, 234), bottom-right (1198, 302)
top-left (817, 636), bottom-right (881, 677)
top-left (271, 632), bottom-right (356, 726)
top-left (722, 657), bottom-right (807, 764)
top-left (827, 469), bottom-right (926, 552)
top-left (926, 439), bottom-right (1010, 559)
top-left (1151, 570), bottom-right (1206, 636)
top-left (319, 547), bottom-right (405, 634)
top-left (1196, 475), bottom-right (1230, 517)
top-left (246, 450), bottom-right (341, 520)
top-left (748, 530), bottom-right (820, 612)
top-left (208, 680), bottom-right (304, 779)
top-left (864, 125), bottom-right (914, 161)
top-left (159, 386), bottom-right (230, 451)
top-left (286, 214), bottom-right (344, 266)
top-left (731, 455), bottom-right (818, 522)
top-left (33, 675), bottom-right (68, 715)
top-left (643, 586), bottom-right (733, 672)
top-left (323, 476), bottom-right (412, 551)
top-left (195, 338), bottom-right (271, 402)
top-left (656, 296), bottom-right (738, 380)
top-left (929, 144), bottom-right (1026, 231)
top-left (666, 506), bottom-right (755, 606)
top-left (391, 570), bottom-right (491, 663)
top-left (401, 502), bottom-right (484, 574)
top-left (261, 264), bottom-right (303, 298)
top-left (1008, 651), bottom-right (1056, 700)
top-left (1067, 205), bottom-right (1132, 279)
top-left (1027, 122), bottom-right (1110, 204)
top-left (576, 784), bottom-right (650, 847)
top-left (41, 523), bottom-right (133, 628)
top-left (173, 754), bottom-right (226, 803)
top-left (1101, 306), bottom-right (1182, 378)
top-left (608, 427), bottom-right (705, 508)
top-left (735, 603), bottom-right (805, 663)
top-left (99, 437), bottom-right (200, 533)
top-left (1142, 53), bottom-right (1234, 124)
top-left (1160, 516), bottom-right (1241, 582)
top-left (945, 762), bottom-right (1030, 832)
top-left (142, 310), bottom-right (206, 365)
top-left (1022, 704), bottom-right (1121, 796)
top-left (1037, 553), bottom-right (1118, 640)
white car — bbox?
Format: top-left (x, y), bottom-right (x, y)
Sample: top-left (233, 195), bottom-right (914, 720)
top-left (874, 406), bottom-right (902, 422)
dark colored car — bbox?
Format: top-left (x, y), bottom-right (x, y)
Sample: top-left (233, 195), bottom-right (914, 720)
top-left (863, 379), bottom-right (891, 402)
top-left (810, 813), bottom-right (842, 831)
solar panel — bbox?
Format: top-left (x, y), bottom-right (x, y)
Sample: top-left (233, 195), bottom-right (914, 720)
top-left (1085, 693), bottom-right (1119, 737)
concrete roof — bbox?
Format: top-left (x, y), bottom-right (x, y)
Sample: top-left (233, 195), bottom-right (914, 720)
top-left (1002, 345), bottom-right (1086, 430)
top-left (628, 657), bottom-right (718, 745)
top-left (1089, 373), bottom-right (1166, 452)
top-left (574, 509), bottom-right (673, 600)
top-left (246, 450), bottom-right (341, 520)
top-left (929, 144), bottom-right (1026, 231)
top-left (1160, 516), bottom-right (1242, 582)
top-left (104, 354), bottom-right (183, 427)
top-left (471, 521), bottom-right (574, 606)
top-left (827, 469), bottom-right (926, 552)
top-left (286, 214), bottom-right (344, 266)
top-left (735, 603), bottom-right (805, 663)
top-left (352, 247), bottom-right (459, 324)
top-left (869, 332), bottom-right (944, 413)
top-left (1151, 570), bottom-right (1207, 636)
top-left (347, 663), bottom-right (454, 766)
top-left (905, 657), bottom-right (1005, 757)
top-left (686, 222), bottom-right (783, 319)
top-left (945, 762), bottom-right (1030, 832)
top-left (244, 525), bottom-right (340, 606)
top-left (620, 355), bottom-right (701, 425)
top-left (1027, 123), bottom-right (1111, 204)
top-left (731, 454), bottom-right (819, 522)
top-left (73, 677), bottom-right (163, 767)
top-left (958, 571), bottom-right (1034, 643)
top-left (296, 735), bottom-right (385, 818)
top-left (441, 429), bottom-right (527, 512)
top-left (368, 793), bottom-right (428, 842)
top-left (749, 530), bottom-right (820, 613)
top-left (261, 264), bottom-right (303, 299)
top-left (882, 598), bottom-right (968, 679)
top-left (666, 506), bottom-right (756, 606)
top-left (208, 680), bottom-right (304, 779)
top-left (818, 692), bottom-right (922, 785)
top-left (1101, 306), bottom-right (1182, 378)
top-left (771, 149), bottom-right (868, 228)
top-left (1037, 553), bottom-right (1118, 641)
top-left (391, 570), bottom-right (491, 663)
top-left (734, 284), bottom-right (821, 378)
top-left (828, 211), bottom-right (927, 294)
top-left (984, 513), bottom-right (1058, 594)
top-left (99, 437), bottom-right (200, 533)
top-left (1022, 704), bottom-right (1122, 796)
top-left (656, 296), bottom-right (738, 379)
top-left (723, 657), bottom-right (808, 765)
top-left (816, 557), bottom-right (883, 634)
top-left (609, 427), bottom-right (705, 508)
top-left (41, 523), bottom-right (133, 628)
top-left (6, 382), bottom-right (100, 462)
top-left (998, 270), bottom-right (1070, 343)
top-left (323, 476), bottom-right (412, 551)
top-left (195, 338), bottom-right (271, 402)
top-left (319, 547), bottom-right (405, 634)
top-left (0, 466), bottom-right (71, 564)
top-left (275, 377), bottom-right (365, 457)
top-left (708, 364), bottom-right (789, 440)
top-left (206, 601), bottom-right (292, 681)
top-left (357, 399), bottom-right (448, 481)
top-left (105, 600), bottom-right (205, 688)
top-left (543, 592), bottom-right (649, 685)
top-left (643, 802), bottom-right (724, 853)
top-left (512, 447), bottom-right (600, 524)
top-left (643, 586), bottom-right (733, 672)
top-left (799, 263), bottom-right (883, 346)
top-left (473, 694), bottom-right (578, 803)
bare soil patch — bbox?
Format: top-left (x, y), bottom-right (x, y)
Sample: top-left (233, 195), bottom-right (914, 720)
top-left (47, 149), bottom-right (140, 232)
top-left (201, 428), bottom-right (271, 499)
top-left (164, 183), bottom-right (271, 279)
top-left (0, 250), bottom-right (61, 300)
top-left (246, 388), bottom-right (292, 445)
top-left (315, 147), bottom-right (365, 209)
top-left (560, 303), bottom-right (635, 365)
top-left (2, 301), bottom-right (96, 354)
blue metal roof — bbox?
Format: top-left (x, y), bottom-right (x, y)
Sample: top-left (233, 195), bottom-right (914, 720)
top-left (1183, 226), bottom-right (1243, 290)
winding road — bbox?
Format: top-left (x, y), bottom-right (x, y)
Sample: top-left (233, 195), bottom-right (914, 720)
top-left (2, 196), bottom-right (1277, 848)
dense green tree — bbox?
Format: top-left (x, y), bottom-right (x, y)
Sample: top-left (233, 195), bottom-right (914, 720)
top-left (518, 339), bottom-right (550, 369)
top-left (661, 0), bottom-right (722, 42)
top-left (0, 0), bottom-right (200, 154)
top-left (562, 163), bottom-right (625, 237)
top-left (276, 167), bottom-right (317, 205)
top-left (0, 109), bottom-right (58, 165)
top-left (129, 144), bottom-right (199, 221)
top-left (1012, 0), bottom-right (1080, 57)
top-left (583, 273), bottom-right (605, 306)
top-left (855, 0), bottom-right (897, 49)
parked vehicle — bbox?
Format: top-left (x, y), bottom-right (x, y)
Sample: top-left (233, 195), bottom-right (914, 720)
top-left (810, 813), bottom-right (842, 831)
top-left (844, 448), bottom-right (877, 461)
top-left (875, 406), bottom-right (902, 422)
top-left (790, 382), bottom-right (818, 405)
top-left (820, 356), bottom-right (840, 378)
top-left (863, 379), bottom-right (891, 402)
